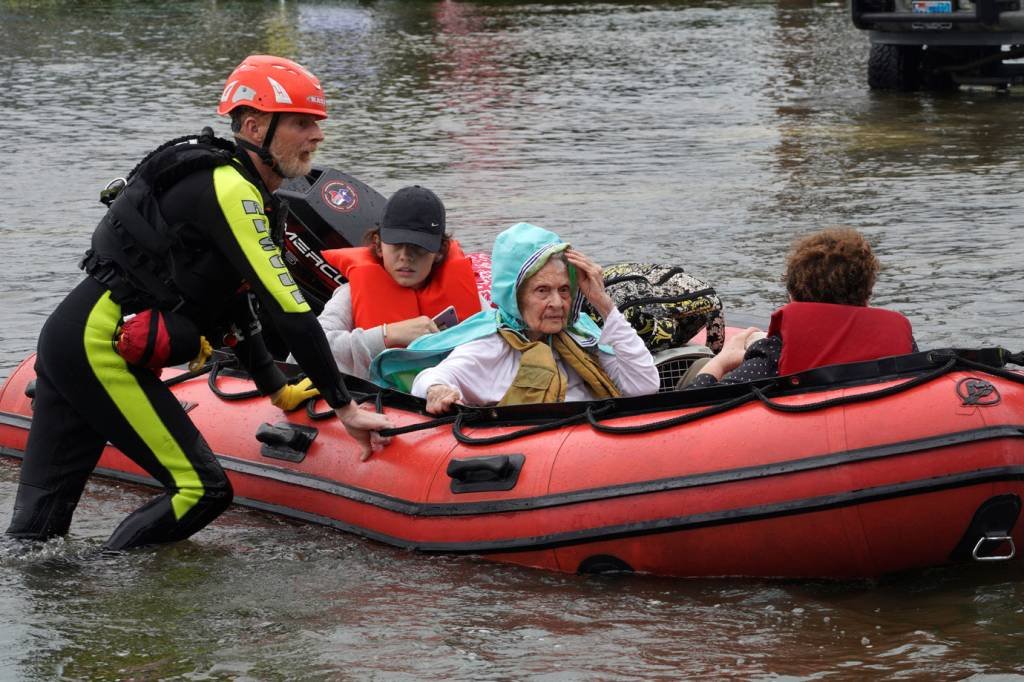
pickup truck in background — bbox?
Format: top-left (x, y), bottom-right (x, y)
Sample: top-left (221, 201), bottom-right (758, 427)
top-left (852, 0), bottom-right (1024, 89)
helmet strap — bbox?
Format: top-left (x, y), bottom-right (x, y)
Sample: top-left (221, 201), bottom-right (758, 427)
top-left (236, 112), bottom-right (285, 178)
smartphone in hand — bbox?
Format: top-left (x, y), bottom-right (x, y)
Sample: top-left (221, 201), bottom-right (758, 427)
top-left (431, 305), bottom-right (458, 331)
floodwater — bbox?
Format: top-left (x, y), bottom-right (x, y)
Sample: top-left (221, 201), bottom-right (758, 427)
top-left (1, 0), bottom-right (1023, 679)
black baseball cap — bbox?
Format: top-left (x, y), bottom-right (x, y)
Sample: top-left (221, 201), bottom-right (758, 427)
top-left (380, 185), bottom-right (446, 252)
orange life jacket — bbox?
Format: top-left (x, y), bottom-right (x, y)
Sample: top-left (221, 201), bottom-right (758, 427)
top-left (768, 302), bottom-right (914, 375)
top-left (321, 240), bottom-right (481, 330)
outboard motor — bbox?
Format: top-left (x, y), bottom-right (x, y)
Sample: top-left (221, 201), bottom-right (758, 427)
top-left (275, 167), bottom-right (387, 313)
top-left (252, 168), bottom-right (386, 360)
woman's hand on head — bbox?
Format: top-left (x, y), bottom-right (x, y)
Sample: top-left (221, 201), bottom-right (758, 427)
top-left (384, 315), bottom-right (439, 348)
top-left (565, 249), bottom-right (614, 318)
top-left (425, 383), bottom-right (462, 415)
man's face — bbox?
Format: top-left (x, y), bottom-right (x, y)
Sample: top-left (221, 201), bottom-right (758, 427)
top-left (518, 258), bottom-right (571, 340)
top-left (268, 113), bottom-right (324, 178)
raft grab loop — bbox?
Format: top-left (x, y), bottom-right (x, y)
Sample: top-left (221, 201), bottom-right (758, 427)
top-left (207, 359), bottom-right (261, 400)
top-left (950, 493), bottom-right (1021, 563)
top-left (973, 534), bottom-right (1016, 561)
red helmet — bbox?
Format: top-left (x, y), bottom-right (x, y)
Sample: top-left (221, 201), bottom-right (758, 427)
top-left (217, 55), bottom-right (327, 119)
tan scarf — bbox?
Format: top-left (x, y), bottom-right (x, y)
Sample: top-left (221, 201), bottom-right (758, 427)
top-left (497, 329), bottom-right (621, 406)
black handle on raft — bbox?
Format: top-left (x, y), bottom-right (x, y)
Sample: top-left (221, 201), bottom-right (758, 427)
top-left (256, 423), bottom-right (314, 450)
top-left (446, 454), bottom-right (525, 493)
top-left (448, 455), bottom-right (510, 481)
top-left (256, 422), bottom-right (318, 463)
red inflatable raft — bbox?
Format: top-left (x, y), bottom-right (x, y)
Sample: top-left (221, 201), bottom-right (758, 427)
top-left (1, 347), bottom-right (1023, 579)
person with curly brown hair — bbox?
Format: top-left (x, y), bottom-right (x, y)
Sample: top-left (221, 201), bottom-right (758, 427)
top-left (688, 227), bottom-right (916, 386)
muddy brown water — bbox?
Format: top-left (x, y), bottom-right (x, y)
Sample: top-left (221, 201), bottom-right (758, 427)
top-left (1, 1), bottom-right (1023, 678)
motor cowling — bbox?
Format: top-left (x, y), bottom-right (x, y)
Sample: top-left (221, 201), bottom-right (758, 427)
top-left (275, 167), bottom-right (387, 312)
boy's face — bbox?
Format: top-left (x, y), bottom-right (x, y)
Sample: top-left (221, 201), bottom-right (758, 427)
top-left (377, 240), bottom-right (440, 289)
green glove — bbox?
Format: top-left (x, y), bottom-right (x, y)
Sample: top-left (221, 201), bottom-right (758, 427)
top-left (270, 377), bottom-right (319, 411)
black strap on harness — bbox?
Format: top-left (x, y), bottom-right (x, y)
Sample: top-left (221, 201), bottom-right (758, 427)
top-left (80, 128), bottom-right (240, 313)
top-left (122, 128), bottom-right (235, 190)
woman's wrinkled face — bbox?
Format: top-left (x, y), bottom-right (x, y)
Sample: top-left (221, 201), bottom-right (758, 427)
top-left (518, 258), bottom-right (571, 340)
top-left (377, 240), bottom-right (439, 289)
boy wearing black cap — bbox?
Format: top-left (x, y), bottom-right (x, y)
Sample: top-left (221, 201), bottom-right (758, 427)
top-left (315, 186), bottom-right (485, 380)
top-left (375, 186), bottom-right (448, 289)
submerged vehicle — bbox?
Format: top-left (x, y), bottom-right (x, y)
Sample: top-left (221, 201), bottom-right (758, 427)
top-left (852, 0), bottom-right (1024, 90)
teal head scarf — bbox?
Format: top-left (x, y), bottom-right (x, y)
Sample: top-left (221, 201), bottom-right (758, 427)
top-left (369, 222), bottom-right (608, 391)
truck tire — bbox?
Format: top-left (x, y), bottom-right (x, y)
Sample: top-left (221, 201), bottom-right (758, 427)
top-left (868, 43), bottom-right (922, 90)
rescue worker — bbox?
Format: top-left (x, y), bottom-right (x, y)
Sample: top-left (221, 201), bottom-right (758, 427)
top-left (5, 55), bottom-right (393, 551)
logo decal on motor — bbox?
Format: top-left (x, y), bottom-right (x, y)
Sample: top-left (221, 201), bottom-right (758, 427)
top-left (284, 231), bottom-right (346, 287)
top-left (322, 181), bottom-right (359, 213)
top-left (956, 377), bottom-right (1001, 406)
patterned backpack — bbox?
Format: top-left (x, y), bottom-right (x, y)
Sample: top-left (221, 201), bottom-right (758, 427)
top-left (585, 263), bottom-right (725, 353)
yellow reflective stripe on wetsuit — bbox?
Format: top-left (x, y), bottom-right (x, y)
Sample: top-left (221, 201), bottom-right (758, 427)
top-left (212, 164), bottom-right (310, 314)
top-left (83, 291), bottom-right (204, 520)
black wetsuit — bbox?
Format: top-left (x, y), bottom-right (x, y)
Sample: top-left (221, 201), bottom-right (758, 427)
top-left (6, 152), bottom-right (352, 550)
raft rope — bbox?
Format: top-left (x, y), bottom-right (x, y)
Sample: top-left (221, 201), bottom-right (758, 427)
top-left (206, 360), bottom-right (261, 400)
top-left (410, 349), bottom-right (1024, 444)
top-left (583, 391), bottom-right (757, 436)
top-left (170, 347), bottom-right (1024, 445)
top-left (161, 359), bottom-right (217, 387)
top-left (750, 357), bottom-right (955, 414)
top-left (449, 404), bottom-right (613, 446)
top-left (954, 352), bottom-right (1024, 385)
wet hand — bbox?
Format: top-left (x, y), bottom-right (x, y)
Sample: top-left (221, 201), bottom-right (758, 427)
top-left (335, 401), bottom-right (394, 461)
top-left (566, 249), bottom-right (614, 318)
top-left (384, 315), bottom-right (439, 348)
top-left (425, 383), bottom-right (462, 415)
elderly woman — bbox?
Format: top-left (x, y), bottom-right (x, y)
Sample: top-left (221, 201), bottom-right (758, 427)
top-left (370, 223), bottom-right (660, 413)
top-left (690, 226), bottom-right (916, 386)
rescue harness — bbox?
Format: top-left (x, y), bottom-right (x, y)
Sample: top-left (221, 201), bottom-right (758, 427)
top-left (80, 127), bottom-right (249, 315)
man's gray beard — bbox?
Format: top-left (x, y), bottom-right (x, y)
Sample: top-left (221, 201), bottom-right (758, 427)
top-left (277, 157), bottom-right (313, 179)
top-left (271, 147), bottom-right (314, 179)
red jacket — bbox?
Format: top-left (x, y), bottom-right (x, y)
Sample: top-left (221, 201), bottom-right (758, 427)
top-left (768, 302), bottom-right (914, 375)
top-left (321, 240), bottom-right (481, 330)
